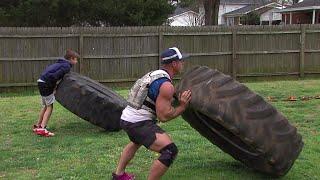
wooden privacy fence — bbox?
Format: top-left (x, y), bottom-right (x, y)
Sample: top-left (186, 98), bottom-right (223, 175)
top-left (0, 25), bottom-right (320, 89)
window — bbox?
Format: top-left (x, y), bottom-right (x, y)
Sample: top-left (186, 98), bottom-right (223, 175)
top-left (227, 17), bottom-right (234, 26)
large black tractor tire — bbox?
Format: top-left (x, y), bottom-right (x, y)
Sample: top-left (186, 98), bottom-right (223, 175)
top-left (55, 72), bottom-right (127, 131)
top-left (175, 66), bottom-right (303, 177)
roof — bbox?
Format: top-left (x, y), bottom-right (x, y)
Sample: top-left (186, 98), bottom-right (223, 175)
top-left (278, 0), bottom-right (320, 12)
top-left (169, 6), bottom-right (198, 18)
top-left (287, 0), bottom-right (320, 8)
top-left (171, 6), bottom-right (190, 16)
top-left (224, 4), bottom-right (258, 16)
top-left (224, 1), bottom-right (281, 17)
top-left (220, 0), bottom-right (272, 5)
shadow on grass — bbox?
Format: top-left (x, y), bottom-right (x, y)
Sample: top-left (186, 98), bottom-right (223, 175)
top-left (55, 120), bottom-right (122, 137)
top-left (176, 158), bottom-right (285, 179)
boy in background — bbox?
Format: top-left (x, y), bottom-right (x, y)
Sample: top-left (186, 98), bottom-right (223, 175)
top-left (33, 49), bottom-right (79, 137)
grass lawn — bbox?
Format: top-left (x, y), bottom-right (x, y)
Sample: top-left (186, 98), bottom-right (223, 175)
top-left (0, 79), bottom-right (319, 179)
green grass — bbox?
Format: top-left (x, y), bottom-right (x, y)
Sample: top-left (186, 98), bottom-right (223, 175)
top-left (1, 79), bottom-right (320, 179)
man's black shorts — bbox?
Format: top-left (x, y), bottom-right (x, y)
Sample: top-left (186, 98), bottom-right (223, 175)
top-left (120, 120), bottom-right (165, 148)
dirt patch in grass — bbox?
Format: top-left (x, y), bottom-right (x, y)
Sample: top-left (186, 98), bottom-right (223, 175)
top-left (19, 168), bottom-right (38, 177)
top-left (0, 172), bottom-right (6, 178)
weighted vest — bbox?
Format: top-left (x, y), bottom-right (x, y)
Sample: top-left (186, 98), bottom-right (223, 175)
top-left (127, 70), bottom-right (171, 114)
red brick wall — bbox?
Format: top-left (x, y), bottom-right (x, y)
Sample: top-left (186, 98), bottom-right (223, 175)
top-left (282, 12), bottom-right (315, 24)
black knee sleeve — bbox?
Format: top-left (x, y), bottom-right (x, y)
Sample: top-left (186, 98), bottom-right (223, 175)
top-left (158, 143), bottom-right (178, 167)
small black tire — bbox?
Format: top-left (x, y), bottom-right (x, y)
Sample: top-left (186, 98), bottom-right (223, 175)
top-left (55, 72), bottom-right (127, 131)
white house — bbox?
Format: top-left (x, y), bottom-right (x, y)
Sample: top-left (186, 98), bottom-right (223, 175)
top-left (168, 0), bottom-right (286, 26)
top-left (167, 6), bottom-right (203, 26)
top-left (259, 6), bottom-right (284, 25)
top-left (218, 0), bottom-right (256, 25)
top-left (223, 0), bottom-right (286, 25)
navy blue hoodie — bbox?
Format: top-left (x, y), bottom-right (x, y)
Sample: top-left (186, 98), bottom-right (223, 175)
top-left (39, 58), bottom-right (72, 87)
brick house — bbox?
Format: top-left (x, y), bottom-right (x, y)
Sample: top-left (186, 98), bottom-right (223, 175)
top-left (278, 0), bottom-right (320, 24)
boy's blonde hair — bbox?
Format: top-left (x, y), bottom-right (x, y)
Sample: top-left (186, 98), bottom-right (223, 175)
top-left (64, 49), bottom-right (80, 60)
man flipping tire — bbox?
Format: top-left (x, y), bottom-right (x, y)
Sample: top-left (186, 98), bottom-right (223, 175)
top-left (112, 47), bottom-right (191, 180)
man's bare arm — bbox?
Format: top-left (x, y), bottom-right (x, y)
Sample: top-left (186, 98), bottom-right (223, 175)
top-left (156, 82), bottom-right (191, 122)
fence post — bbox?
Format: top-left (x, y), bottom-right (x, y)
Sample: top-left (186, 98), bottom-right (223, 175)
top-left (300, 25), bottom-right (305, 78)
top-left (232, 28), bottom-right (237, 79)
top-left (79, 31), bottom-right (84, 75)
top-left (158, 30), bottom-right (163, 69)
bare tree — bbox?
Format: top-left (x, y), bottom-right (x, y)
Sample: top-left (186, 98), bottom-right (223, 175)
top-left (202, 0), bottom-right (220, 25)
top-left (185, 12), bottom-right (205, 26)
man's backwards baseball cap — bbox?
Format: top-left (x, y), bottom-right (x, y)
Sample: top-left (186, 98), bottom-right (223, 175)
top-left (160, 47), bottom-right (188, 64)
